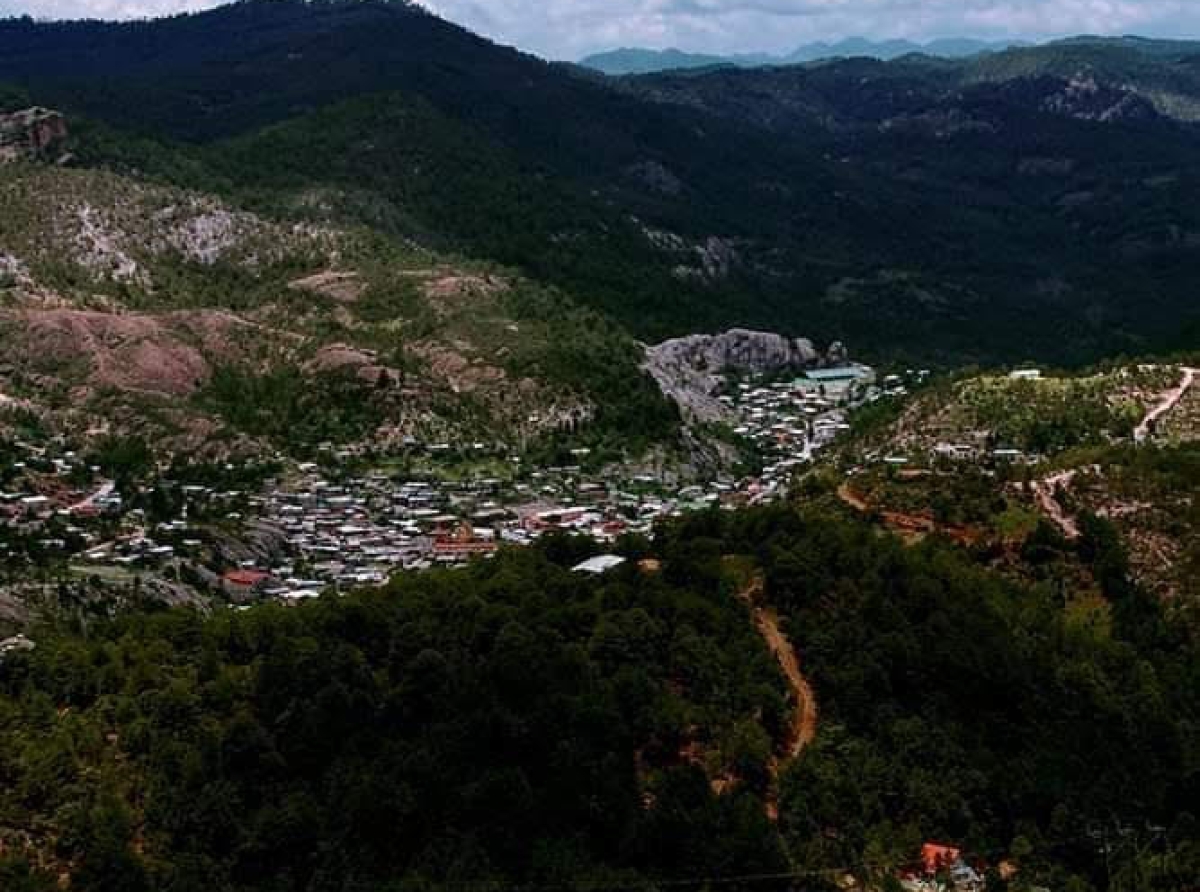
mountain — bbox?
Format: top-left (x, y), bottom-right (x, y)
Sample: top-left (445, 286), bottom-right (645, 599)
top-left (580, 37), bottom-right (1027, 74)
top-left (1, 2), bottom-right (1199, 367)
top-left (577, 47), bottom-right (741, 76)
top-left (963, 38), bottom-right (1200, 120)
top-left (783, 36), bottom-right (1025, 62)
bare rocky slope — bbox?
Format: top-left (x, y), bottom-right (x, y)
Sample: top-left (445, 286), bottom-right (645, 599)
top-left (0, 105), bottom-right (66, 163)
top-left (0, 154), bottom-right (667, 459)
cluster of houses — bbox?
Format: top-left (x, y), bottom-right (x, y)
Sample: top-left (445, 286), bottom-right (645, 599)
top-left (725, 365), bottom-right (873, 482)
top-left (216, 366), bottom-right (881, 598)
top-left (241, 465), bottom-right (730, 596)
top-left (0, 360), bottom-right (900, 603)
top-left (0, 442), bottom-right (121, 565)
top-left (726, 364), bottom-right (939, 481)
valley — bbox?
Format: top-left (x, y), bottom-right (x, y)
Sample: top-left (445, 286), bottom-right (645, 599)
top-left (0, 4), bottom-right (1197, 892)
top-left (0, 331), bottom-right (884, 617)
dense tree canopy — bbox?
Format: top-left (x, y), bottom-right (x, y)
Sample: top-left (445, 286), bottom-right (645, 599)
top-left (0, 505), bottom-right (1195, 890)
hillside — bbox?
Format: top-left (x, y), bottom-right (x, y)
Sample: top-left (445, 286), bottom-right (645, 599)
top-left (0, 160), bottom-right (676, 461)
top-left (0, 505), bottom-right (1197, 891)
top-left (0, 1), bottom-right (1197, 364)
top-left (834, 361), bottom-right (1200, 606)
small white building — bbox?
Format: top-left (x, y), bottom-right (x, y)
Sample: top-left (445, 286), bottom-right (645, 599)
top-left (572, 554), bottom-right (627, 575)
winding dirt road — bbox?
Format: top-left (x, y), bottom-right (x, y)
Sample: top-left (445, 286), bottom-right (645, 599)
top-left (738, 574), bottom-right (817, 759)
top-left (735, 572), bottom-right (817, 820)
top-left (1031, 366), bottom-right (1197, 535)
top-left (1135, 366), bottom-right (1198, 442)
top-left (836, 482), bottom-right (869, 512)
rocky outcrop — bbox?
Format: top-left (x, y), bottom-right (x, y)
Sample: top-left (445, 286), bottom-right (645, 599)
top-left (643, 328), bottom-right (839, 422)
top-left (0, 107), bottom-right (67, 163)
top-left (1040, 75), bottom-right (1160, 124)
top-left (0, 308), bottom-right (260, 398)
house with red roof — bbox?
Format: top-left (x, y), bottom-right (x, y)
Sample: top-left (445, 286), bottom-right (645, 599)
top-left (222, 568), bottom-right (272, 598)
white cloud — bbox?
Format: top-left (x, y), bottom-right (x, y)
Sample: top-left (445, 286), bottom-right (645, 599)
top-left (0, 0), bottom-right (221, 20)
top-left (1, 0), bottom-right (1197, 58)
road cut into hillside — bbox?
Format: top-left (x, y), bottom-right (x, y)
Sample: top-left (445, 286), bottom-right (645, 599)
top-left (1136, 366), bottom-right (1198, 442)
top-left (739, 573), bottom-right (817, 757)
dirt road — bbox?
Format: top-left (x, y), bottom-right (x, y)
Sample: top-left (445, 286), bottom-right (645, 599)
top-left (836, 481), bottom-right (869, 512)
top-left (837, 480), bottom-right (980, 545)
top-left (1031, 469), bottom-right (1082, 540)
top-left (67, 480), bottom-right (116, 515)
top-left (738, 574), bottom-right (817, 758)
top-left (1135, 366), bottom-right (1198, 442)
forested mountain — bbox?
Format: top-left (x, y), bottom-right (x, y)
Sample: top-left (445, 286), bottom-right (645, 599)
top-left (578, 47), bottom-right (741, 76)
top-left (0, 1), bottom-right (1198, 363)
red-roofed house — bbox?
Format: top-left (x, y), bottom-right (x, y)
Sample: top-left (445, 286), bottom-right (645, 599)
top-left (223, 569), bottom-right (272, 598)
top-left (921, 843), bottom-right (961, 875)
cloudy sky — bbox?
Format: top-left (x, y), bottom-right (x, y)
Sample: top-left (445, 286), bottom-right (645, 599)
top-left (2, 0), bottom-right (1197, 59)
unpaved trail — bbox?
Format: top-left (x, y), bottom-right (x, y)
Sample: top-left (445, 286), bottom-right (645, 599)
top-left (738, 574), bottom-right (817, 759)
top-left (1031, 468), bottom-right (1082, 540)
top-left (735, 572), bottom-right (817, 820)
top-left (837, 481), bottom-right (980, 544)
top-left (1136, 366), bottom-right (1198, 442)
top-left (836, 481), bottom-right (869, 512)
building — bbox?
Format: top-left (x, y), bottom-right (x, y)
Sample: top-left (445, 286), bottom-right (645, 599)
top-left (572, 554), bottom-right (627, 575)
top-left (796, 364), bottom-right (877, 400)
top-left (432, 522), bottom-right (498, 562)
top-left (222, 569), bottom-right (272, 598)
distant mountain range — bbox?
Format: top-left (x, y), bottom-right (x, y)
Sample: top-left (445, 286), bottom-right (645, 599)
top-left (579, 38), bottom-right (1031, 75)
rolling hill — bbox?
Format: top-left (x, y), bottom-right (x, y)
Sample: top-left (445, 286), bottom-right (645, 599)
top-left (0, 159), bottom-right (676, 461)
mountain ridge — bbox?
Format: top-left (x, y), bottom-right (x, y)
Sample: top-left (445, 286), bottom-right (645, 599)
top-left (579, 37), bottom-right (1033, 75)
top-left (1, 0), bottom-right (1199, 368)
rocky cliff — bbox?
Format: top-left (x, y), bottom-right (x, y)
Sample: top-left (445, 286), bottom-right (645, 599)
top-left (0, 107), bottom-right (67, 163)
top-left (644, 328), bottom-right (846, 422)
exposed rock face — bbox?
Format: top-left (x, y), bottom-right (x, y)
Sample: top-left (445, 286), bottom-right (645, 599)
top-left (1040, 75), bottom-right (1160, 123)
top-left (644, 328), bottom-right (838, 422)
top-left (0, 308), bottom-right (254, 398)
top-left (0, 107), bottom-right (67, 163)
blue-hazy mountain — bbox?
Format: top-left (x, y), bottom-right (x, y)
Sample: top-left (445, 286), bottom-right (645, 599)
top-left (580, 37), bottom-right (1029, 74)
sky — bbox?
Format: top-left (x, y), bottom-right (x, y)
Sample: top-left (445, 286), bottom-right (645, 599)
top-left (1, 0), bottom-right (1198, 59)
